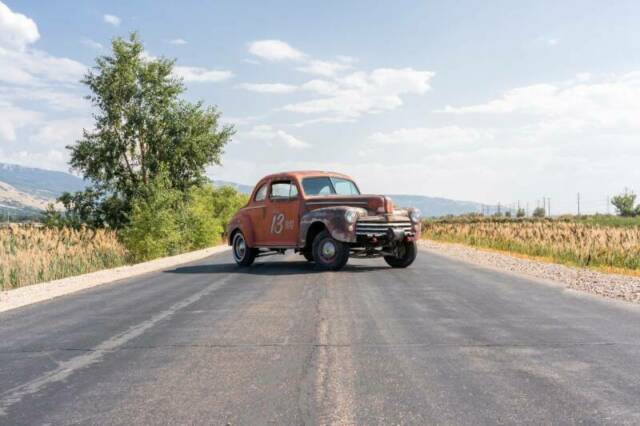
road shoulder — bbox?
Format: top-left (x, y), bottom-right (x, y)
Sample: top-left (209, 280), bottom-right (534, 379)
top-left (0, 245), bottom-right (230, 313)
top-left (418, 239), bottom-right (640, 305)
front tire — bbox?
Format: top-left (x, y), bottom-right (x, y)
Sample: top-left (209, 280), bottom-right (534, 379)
top-left (232, 232), bottom-right (257, 266)
top-left (312, 230), bottom-right (349, 270)
top-left (384, 240), bottom-right (417, 268)
top-left (302, 251), bottom-right (314, 262)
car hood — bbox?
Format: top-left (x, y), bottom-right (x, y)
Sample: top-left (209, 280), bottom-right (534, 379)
top-left (304, 194), bottom-right (395, 216)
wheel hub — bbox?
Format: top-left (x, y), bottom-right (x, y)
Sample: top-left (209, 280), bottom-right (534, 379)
top-left (234, 237), bottom-right (246, 259)
top-left (321, 240), bottom-right (336, 259)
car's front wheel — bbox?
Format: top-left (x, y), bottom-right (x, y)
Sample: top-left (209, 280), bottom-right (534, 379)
top-left (312, 230), bottom-right (349, 270)
top-left (384, 240), bottom-right (417, 268)
top-left (232, 232), bottom-right (257, 266)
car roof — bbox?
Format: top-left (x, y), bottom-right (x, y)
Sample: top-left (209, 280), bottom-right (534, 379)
top-left (259, 170), bottom-right (354, 181)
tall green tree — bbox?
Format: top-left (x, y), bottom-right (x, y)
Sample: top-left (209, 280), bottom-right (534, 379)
top-left (64, 33), bottom-right (234, 227)
top-left (611, 191), bottom-right (639, 217)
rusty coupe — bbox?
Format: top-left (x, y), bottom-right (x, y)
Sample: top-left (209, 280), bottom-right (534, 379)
top-left (226, 171), bottom-right (421, 270)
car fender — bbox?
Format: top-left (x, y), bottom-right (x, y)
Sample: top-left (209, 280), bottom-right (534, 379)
top-left (227, 213), bottom-right (256, 247)
top-left (299, 206), bottom-right (363, 246)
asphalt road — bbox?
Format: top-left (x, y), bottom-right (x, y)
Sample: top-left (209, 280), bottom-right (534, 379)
top-left (1, 250), bottom-right (639, 425)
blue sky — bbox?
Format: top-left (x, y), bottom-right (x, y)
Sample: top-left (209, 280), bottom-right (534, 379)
top-left (1, 1), bottom-right (639, 213)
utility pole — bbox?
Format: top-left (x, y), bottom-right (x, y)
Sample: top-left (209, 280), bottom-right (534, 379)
top-left (546, 197), bottom-right (551, 217)
top-left (497, 202), bottom-right (501, 215)
top-left (606, 195), bottom-right (610, 214)
top-left (577, 192), bottom-right (581, 216)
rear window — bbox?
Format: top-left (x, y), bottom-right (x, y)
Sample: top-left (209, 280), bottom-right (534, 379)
top-left (302, 177), bottom-right (360, 196)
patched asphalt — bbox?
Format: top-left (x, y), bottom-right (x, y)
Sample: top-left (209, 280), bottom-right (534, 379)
top-left (1, 250), bottom-right (639, 424)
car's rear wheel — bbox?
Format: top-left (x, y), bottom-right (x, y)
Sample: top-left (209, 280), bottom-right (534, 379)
top-left (232, 232), bottom-right (257, 266)
top-left (384, 240), bottom-right (417, 268)
top-left (312, 230), bottom-right (349, 270)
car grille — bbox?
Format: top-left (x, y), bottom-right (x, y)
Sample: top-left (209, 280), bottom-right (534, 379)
top-left (355, 221), bottom-right (413, 236)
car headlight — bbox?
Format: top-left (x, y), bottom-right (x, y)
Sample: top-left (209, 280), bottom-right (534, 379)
top-left (344, 209), bottom-right (358, 224)
top-left (409, 209), bottom-right (421, 223)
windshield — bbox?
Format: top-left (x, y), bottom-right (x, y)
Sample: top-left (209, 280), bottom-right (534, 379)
top-left (302, 176), bottom-right (360, 196)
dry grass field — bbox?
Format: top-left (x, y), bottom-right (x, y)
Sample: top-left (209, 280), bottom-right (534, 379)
top-left (422, 217), bottom-right (640, 273)
top-left (0, 225), bottom-right (127, 290)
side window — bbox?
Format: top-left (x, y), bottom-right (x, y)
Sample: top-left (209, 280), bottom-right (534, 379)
top-left (254, 184), bottom-right (267, 202)
top-left (270, 181), bottom-right (298, 200)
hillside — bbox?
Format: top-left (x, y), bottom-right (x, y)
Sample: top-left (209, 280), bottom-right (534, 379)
top-left (1, 164), bottom-right (491, 219)
top-left (210, 178), bottom-right (489, 217)
top-left (0, 163), bottom-right (86, 218)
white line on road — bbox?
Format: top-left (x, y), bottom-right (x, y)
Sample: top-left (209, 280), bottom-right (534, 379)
top-left (0, 275), bottom-right (233, 416)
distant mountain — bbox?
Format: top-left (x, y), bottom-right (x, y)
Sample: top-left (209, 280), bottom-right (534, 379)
top-left (0, 163), bottom-right (86, 218)
top-left (209, 178), bottom-right (489, 217)
top-left (211, 180), bottom-right (253, 194)
top-left (0, 163), bottom-right (86, 198)
top-left (0, 164), bottom-right (492, 219)
top-left (389, 195), bottom-right (486, 218)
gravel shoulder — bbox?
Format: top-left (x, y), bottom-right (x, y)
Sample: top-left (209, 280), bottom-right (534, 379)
top-left (0, 245), bottom-right (230, 313)
top-left (418, 239), bottom-right (640, 304)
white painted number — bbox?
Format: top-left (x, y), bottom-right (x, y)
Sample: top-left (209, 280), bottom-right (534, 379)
top-left (271, 213), bottom-right (285, 234)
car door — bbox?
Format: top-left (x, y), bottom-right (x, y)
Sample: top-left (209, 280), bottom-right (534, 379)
top-left (264, 180), bottom-right (301, 247)
top-left (247, 181), bottom-right (269, 245)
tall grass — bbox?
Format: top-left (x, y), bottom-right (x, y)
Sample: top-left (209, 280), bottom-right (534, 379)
top-left (422, 217), bottom-right (640, 272)
top-left (0, 225), bottom-right (128, 290)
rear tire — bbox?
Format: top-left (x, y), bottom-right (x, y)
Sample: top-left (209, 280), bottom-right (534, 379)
top-left (384, 240), bottom-right (417, 268)
top-left (232, 232), bottom-right (257, 267)
top-left (312, 230), bottom-right (349, 271)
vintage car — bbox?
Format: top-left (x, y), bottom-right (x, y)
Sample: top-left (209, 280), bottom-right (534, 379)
top-left (226, 171), bottom-right (421, 270)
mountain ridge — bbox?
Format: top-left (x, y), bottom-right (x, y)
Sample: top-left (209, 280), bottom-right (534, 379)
top-left (1, 163), bottom-right (490, 219)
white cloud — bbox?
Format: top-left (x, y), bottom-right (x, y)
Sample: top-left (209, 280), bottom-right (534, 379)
top-left (169, 38), bottom-right (187, 45)
top-left (283, 68), bottom-right (435, 119)
top-left (539, 36), bottom-right (559, 46)
top-left (244, 125), bottom-right (310, 148)
top-left (173, 66), bottom-right (233, 83)
top-left (103, 14), bottom-right (121, 26)
top-left (81, 38), bottom-right (103, 50)
top-left (237, 82), bottom-right (298, 94)
top-left (440, 72), bottom-right (640, 131)
top-left (0, 1), bottom-right (39, 50)
top-left (0, 103), bottom-right (40, 141)
top-left (0, 86), bottom-right (87, 110)
top-left (0, 3), bottom-right (86, 86)
top-left (248, 39), bottom-right (306, 62)
top-left (297, 59), bottom-right (352, 77)
top-left (369, 126), bottom-right (493, 148)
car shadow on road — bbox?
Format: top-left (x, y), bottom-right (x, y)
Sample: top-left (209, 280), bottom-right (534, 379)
top-left (166, 260), bottom-right (390, 276)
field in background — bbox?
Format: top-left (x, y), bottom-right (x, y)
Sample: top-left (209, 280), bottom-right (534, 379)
top-left (0, 225), bottom-right (127, 290)
top-left (422, 216), bottom-right (640, 273)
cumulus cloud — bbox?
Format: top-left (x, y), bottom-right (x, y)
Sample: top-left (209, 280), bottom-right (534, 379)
top-left (81, 38), bottom-right (103, 50)
top-left (0, 2), bottom-right (86, 87)
top-left (0, 104), bottom-right (40, 141)
top-left (103, 14), bottom-right (121, 26)
top-left (169, 38), bottom-right (187, 45)
top-left (440, 72), bottom-right (640, 131)
top-left (369, 126), bottom-right (493, 147)
top-left (173, 66), bottom-right (233, 83)
top-left (237, 83), bottom-right (298, 94)
top-left (283, 68), bottom-right (435, 120)
top-left (0, 1), bottom-right (39, 50)
top-left (243, 125), bottom-right (310, 148)
top-left (296, 59), bottom-right (352, 77)
top-left (248, 40), bottom-right (305, 62)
